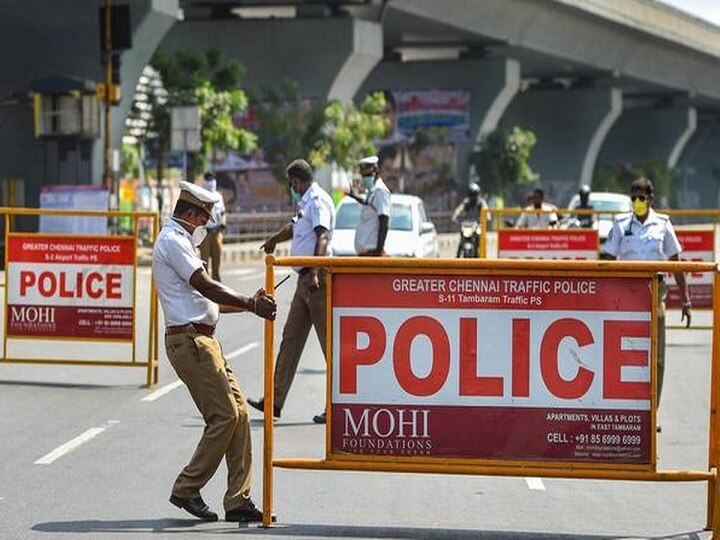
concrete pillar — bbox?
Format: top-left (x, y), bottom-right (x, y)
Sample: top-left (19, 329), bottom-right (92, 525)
top-left (675, 117), bottom-right (720, 208)
top-left (503, 87), bottom-right (622, 205)
top-left (159, 17), bottom-right (382, 103)
top-left (598, 106), bottom-right (697, 169)
top-left (0, 0), bottom-right (178, 207)
top-left (356, 57), bottom-right (520, 187)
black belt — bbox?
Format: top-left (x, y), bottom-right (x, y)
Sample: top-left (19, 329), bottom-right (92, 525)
top-left (298, 267), bottom-right (311, 276)
top-left (206, 228), bottom-right (221, 234)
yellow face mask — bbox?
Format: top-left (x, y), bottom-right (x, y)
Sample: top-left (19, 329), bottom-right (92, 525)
top-left (632, 198), bottom-right (649, 217)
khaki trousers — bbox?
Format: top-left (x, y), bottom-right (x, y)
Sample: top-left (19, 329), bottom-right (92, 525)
top-left (165, 331), bottom-right (252, 511)
top-left (274, 271), bottom-right (327, 410)
top-left (199, 231), bottom-right (223, 281)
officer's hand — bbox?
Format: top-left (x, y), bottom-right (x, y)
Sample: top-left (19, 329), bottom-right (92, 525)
top-left (308, 272), bottom-right (321, 292)
top-left (260, 239), bottom-right (276, 254)
top-left (681, 303), bottom-right (692, 328)
top-left (253, 290), bottom-right (277, 320)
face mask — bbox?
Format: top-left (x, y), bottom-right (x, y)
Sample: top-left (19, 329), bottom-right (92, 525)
top-left (290, 188), bottom-right (301, 202)
top-left (173, 217), bottom-right (208, 247)
top-left (362, 176), bottom-right (375, 190)
top-left (632, 198), bottom-right (649, 217)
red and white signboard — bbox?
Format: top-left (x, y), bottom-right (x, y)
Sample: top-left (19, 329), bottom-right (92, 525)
top-left (666, 229), bottom-right (714, 309)
top-left (6, 235), bottom-right (135, 340)
top-left (331, 273), bottom-right (653, 464)
top-left (498, 229), bottom-right (598, 260)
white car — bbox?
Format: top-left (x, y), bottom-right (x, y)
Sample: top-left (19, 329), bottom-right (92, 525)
top-left (566, 191), bottom-right (632, 244)
top-left (332, 194), bottom-right (440, 258)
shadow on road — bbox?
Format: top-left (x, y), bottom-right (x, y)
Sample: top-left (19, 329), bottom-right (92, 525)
top-left (31, 520), bottom-right (708, 539)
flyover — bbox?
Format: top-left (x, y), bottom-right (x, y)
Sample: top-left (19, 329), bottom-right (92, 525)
top-left (0, 0), bottom-right (719, 209)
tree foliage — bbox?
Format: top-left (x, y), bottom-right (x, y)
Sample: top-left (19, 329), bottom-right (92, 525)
top-left (148, 47), bottom-right (255, 176)
top-left (470, 126), bottom-right (538, 201)
top-left (308, 92), bottom-right (388, 171)
top-left (593, 161), bottom-right (678, 206)
top-left (250, 80), bottom-right (326, 184)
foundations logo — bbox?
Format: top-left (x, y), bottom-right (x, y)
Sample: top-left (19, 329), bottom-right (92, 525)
top-left (9, 306), bottom-right (56, 333)
top-left (339, 407), bottom-right (433, 456)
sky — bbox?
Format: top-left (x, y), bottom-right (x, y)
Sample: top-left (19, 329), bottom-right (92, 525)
top-left (656, 0), bottom-right (720, 26)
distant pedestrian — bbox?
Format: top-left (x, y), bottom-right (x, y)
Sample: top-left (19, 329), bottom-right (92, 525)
top-left (247, 159), bottom-right (336, 424)
top-left (198, 172), bottom-right (226, 281)
top-left (152, 180), bottom-right (276, 523)
top-left (345, 155), bottom-right (391, 256)
top-left (515, 187), bottom-right (558, 229)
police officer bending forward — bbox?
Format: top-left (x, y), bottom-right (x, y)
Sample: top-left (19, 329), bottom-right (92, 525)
top-left (152, 181), bottom-right (276, 523)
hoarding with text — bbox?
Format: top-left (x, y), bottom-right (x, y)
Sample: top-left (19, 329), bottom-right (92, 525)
top-left (331, 272), bottom-right (653, 464)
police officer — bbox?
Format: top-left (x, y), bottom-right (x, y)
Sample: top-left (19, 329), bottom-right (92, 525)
top-left (247, 159), bottom-right (335, 424)
top-left (152, 181), bottom-right (276, 523)
top-left (602, 177), bottom-right (691, 413)
top-left (346, 155), bottom-right (391, 256)
top-left (199, 172), bottom-right (226, 281)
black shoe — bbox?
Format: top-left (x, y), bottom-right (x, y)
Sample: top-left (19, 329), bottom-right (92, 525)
top-left (169, 494), bottom-right (218, 522)
top-left (247, 397), bottom-right (280, 418)
top-left (225, 499), bottom-right (263, 523)
top-left (312, 411), bottom-right (326, 424)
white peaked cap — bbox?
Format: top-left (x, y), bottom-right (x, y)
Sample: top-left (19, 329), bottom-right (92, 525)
top-left (178, 180), bottom-right (221, 222)
top-left (358, 155), bottom-right (379, 166)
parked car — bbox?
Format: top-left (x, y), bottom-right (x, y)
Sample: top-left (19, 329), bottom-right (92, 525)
top-left (565, 191), bottom-right (632, 244)
top-left (332, 194), bottom-right (440, 258)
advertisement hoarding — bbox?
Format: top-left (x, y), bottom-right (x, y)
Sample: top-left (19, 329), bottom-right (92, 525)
top-left (331, 272), bottom-right (653, 465)
top-left (498, 229), bottom-right (599, 260)
top-left (6, 235), bottom-right (135, 340)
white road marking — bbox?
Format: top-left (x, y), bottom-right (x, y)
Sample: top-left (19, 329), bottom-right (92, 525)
top-left (226, 342), bottom-right (259, 360)
top-left (141, 380), bottom-right (184, 402)
top-left (35, 421), bottom-right (118, 465)
top-left (525, 477), bottom-right (546, 490)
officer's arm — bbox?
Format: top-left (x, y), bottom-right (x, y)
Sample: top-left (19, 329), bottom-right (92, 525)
top-left (260, 222), bottom-right (293, 254)
top-left (375, 215), bottom-right (389, 255)
top-left (308, 226), bottom-right (330, 290)
top-left (669, 253), bottom-right (692, 328)
top-left (189, 268), bottom-right (276, 319)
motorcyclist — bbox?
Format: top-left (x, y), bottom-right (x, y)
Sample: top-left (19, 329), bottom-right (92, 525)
top-left (576, 184), bottom-right (594, 228)
top-left (452, 183), bottom-right (489, 257)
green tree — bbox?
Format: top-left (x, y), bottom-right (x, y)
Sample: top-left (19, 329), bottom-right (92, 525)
top-left (250, 80), bottom-right (326, 184)
top-left (148, 47), bottom-right (255, 177)
top-left (308, 92), bottom-right (388, 170)
top-left (470, 126), bottom-right (538, 202)
top-left (593, 161), bottom-right (679, 206)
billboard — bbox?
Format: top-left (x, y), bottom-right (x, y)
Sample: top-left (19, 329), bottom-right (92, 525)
top-left (331, 272), bottom-right (653, 465)
top-left (6, 235), bottom-right (135, 340)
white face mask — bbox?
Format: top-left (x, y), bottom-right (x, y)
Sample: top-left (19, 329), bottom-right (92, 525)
top-left (174, 217), bottom-right (208, 247)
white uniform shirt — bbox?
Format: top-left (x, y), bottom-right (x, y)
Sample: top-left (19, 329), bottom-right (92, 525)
top-left (515, 202), bottom-right (558, 229)
top-left (207, 196), bottom-right (225, 232)
top-left (290, 182), bottom-right (335, 267)
top-left (152, 219), bottom-right (219, 326)
top-left (355, 177), bottom-right (391, 254)
top-left (603, 209), bottom-right (682, 261)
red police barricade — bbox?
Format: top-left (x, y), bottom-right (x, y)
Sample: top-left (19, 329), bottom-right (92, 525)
top-left (0, 207), bottom-right (160, 387)
top-left (260, 256), bottom-right (720, 534)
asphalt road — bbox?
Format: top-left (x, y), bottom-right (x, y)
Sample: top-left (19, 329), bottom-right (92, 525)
top-left (0, 261), bottom-right (715, 540)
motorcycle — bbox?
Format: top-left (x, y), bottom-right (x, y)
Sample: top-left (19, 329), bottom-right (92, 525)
top-left (456, 220), bottom-right (480, 258)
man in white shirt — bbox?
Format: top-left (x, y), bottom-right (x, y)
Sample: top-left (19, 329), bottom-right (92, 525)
top-left (515, 187), bottom-right (558, 229)
top-left (602, 177), bottom-right (691, 415)
top-left (199, 172), bottom-right (226, 281)
top-left (152, 181), bottom-right (276, 523)
top-left (347, 155), bottom-right (391, 256)
top-left (247, 159), bottom-right (336, 424)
